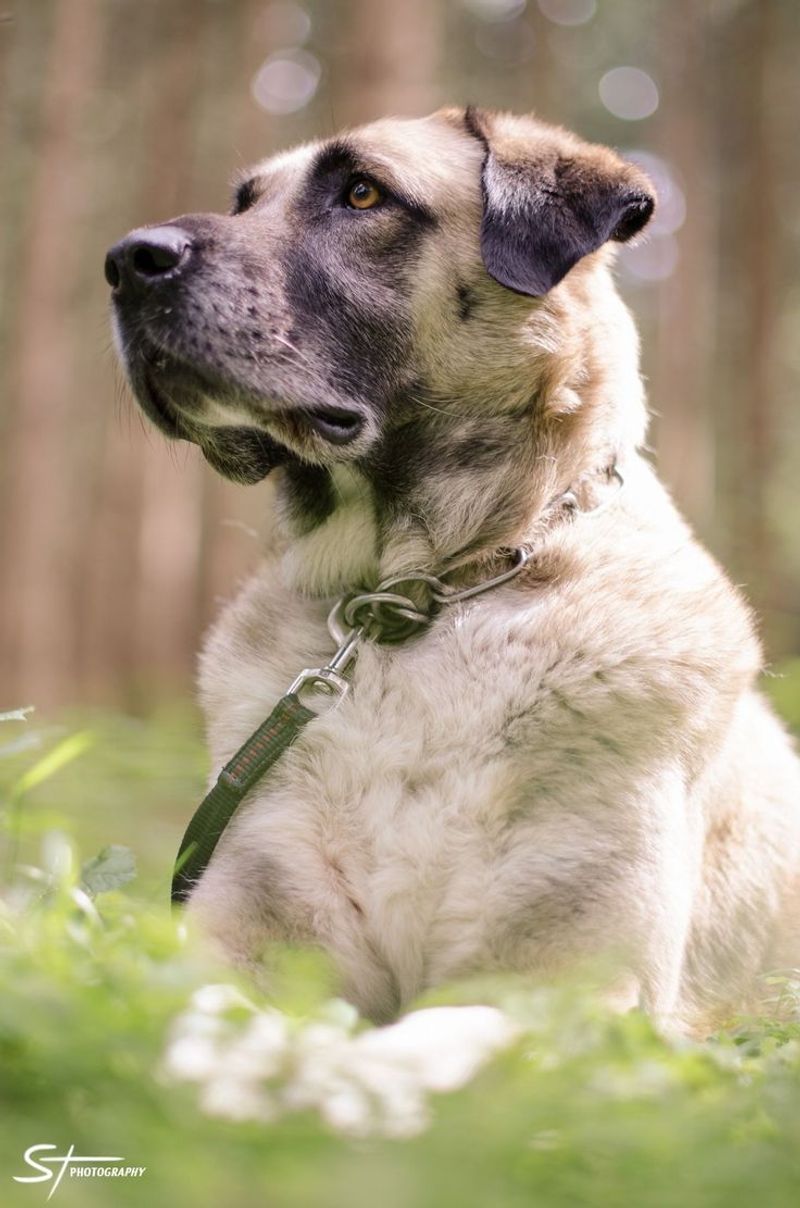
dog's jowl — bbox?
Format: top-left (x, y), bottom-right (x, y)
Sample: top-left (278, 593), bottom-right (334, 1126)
top-left (107, 107), bottom-right (800, 1032)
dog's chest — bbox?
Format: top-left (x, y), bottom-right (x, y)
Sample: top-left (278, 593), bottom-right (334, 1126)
top-left (201, 576), bottom-right (555, 1005)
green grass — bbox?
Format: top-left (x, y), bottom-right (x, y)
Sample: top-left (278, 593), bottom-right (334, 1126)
top-left (1, 667), bottom-right (800, 1208)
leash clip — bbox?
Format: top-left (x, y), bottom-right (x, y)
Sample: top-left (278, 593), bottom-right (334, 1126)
top-left (287, 664), bottom-right (353, 702)
top-left (287, 619), bottom-right (364, 708)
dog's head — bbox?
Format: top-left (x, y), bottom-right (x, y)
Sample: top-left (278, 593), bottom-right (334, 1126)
top-left (106, 107), bottom-right (654, 496)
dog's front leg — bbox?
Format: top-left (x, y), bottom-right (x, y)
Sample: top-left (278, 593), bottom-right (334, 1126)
top-left (603, 790), bottom-right (699, 1032)
top-left (505, 764), bottom-right (699, 1031)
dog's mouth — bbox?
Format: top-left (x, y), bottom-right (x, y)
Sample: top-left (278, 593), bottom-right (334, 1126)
top-left (292, 405), bottom-right (364, 446)
top-left (123, 342), bottom-right (367, 482)
top-left (137, 366), bottom-right (186, 437)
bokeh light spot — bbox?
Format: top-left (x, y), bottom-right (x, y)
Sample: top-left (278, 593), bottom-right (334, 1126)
top-left (537, 0), bottom-right (596, 26)
top-left (599, 66), bottom-right (659, 120)
top-left (624, 150), bottom-right (686, 236)
top-left (251, 50), bottom-right (321, 115)
top-left (619, 233), bottom-right (678, 283)
top-left (462, 0), bottom-right (528, 22)
top-left (259, 2), bottom-right (312, 47)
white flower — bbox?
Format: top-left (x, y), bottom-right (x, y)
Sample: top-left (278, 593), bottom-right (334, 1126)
top-left (163, 1033), bottom-right (222, 1081)
top-left (225, 1012), bottom-right (290, 1081)
top-left (191, 983), bottom-right (254, 1014)
top-left (162, 992), bottom-right (518, 1137)
top-left (201, 1076), bottom-right (276, 1122)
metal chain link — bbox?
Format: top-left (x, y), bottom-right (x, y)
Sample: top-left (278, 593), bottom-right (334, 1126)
top-left (289, 463), bottom-right (624, 711)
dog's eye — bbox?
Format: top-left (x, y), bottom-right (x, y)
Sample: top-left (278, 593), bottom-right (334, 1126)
top-left (346, 178), bottom-right (384, 210)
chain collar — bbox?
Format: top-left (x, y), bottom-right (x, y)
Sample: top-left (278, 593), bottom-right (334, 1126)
top-left (288, 461), bottom-right (623, 710)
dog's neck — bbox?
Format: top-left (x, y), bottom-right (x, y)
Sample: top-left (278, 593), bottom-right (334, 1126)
top-left (276, 419), bottom-right (631, 600)
top-left (278, 464), bottom-right (381, 597)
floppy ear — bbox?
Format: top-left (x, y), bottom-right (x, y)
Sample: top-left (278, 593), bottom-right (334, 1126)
top-left (466, 107), bottom-right (655, 297)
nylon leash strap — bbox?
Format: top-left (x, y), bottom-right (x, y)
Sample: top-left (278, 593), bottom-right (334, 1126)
top-left (172, 692), bottom-right (316, 904)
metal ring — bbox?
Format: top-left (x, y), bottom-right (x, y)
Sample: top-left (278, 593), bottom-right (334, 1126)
top-left (375, 570), bottom-right (446, 596)
top-left (343, 590), bottom-right (431, 630)
top-left (367, 601), bottom-right (429, 626)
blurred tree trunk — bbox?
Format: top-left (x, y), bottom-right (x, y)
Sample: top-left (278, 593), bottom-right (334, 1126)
top-left (651, 0), bottom-right (717, 536)
top-left (0, 0), bottom-right (103, 707)
top-left (331, 0), bottom-right (443, 124)
top-left (715, 0), bottom-right (781, 627)
top-left (737, 0), bottom-right (779, 617)
top-left (130, 0), bottom-right (206, 693)
top-left (77, 0), bottom-right (198, 704)
top-left (767, 0), bottom-right (800, 652)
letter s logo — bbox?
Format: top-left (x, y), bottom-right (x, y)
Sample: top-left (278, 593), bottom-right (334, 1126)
top-left (13, 1144), bottom-right (57, 1184)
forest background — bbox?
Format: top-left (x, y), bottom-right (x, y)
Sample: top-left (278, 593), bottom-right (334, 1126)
top-left (2, 0), bottom-right (798, 711)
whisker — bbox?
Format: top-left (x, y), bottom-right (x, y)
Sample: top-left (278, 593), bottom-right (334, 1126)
top-left (270, 331), bottom-right (316, 370)
top-left (405, 391), bottom-right (462, 420)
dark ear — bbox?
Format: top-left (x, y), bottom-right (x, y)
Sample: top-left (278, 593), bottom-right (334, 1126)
top-left (466, 108), bottom-right (656, 297)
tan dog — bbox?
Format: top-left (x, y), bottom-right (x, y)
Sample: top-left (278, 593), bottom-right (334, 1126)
top-left (106, 107), bottom-right (800, 1032)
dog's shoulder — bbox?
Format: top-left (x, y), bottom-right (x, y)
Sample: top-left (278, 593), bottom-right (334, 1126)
top-left (501, 455), bottom-right (761, 775)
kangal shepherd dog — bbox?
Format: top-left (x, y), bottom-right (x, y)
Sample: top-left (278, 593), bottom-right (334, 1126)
top-left (106, 107), bottom-right (800, 1034)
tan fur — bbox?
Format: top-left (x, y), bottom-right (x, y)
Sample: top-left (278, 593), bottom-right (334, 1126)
top-left (113, 109), bottom-right (800, 1034)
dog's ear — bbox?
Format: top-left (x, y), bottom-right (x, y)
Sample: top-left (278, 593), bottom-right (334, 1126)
top-left (465, 107), bottom-right (655, 297)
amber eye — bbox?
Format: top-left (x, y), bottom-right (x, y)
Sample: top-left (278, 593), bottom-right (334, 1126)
top-left (346, 178), bottom-right (384, 210)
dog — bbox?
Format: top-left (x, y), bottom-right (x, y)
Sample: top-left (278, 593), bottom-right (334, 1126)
top-left (106, 107), bottom-right (800, 1032)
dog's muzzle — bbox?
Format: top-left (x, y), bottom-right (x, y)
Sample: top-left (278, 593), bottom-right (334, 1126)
top-left (105, 219), bottom-right (369, 472)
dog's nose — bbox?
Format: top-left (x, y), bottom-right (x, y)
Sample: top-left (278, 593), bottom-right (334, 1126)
top-left (104, 225), bottom-right (192, 293)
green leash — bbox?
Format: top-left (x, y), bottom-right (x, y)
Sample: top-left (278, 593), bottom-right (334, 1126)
top-left (172, 692), bottom-right (316, 905)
